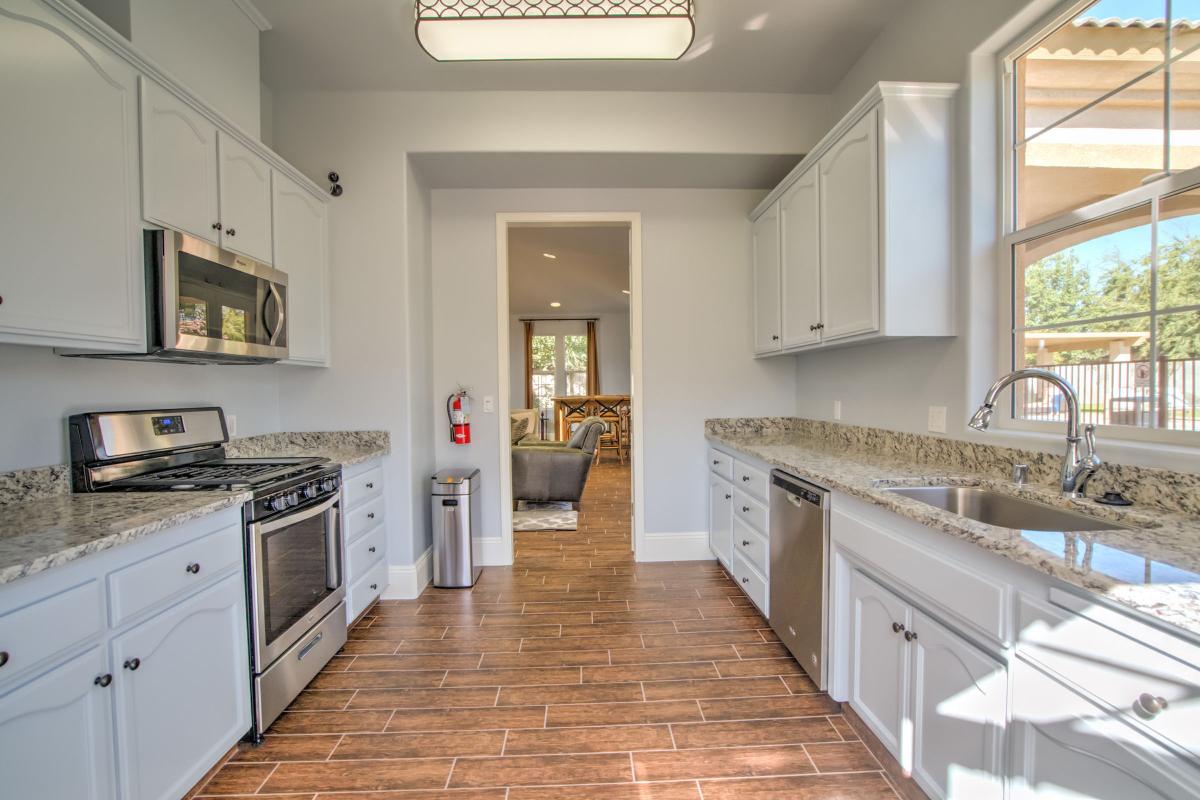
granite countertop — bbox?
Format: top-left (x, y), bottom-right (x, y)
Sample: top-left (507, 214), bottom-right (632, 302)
top-left (0, 490), bottom-right (251, 585)
top-left (0, 431), bottom-right (389, 588)
top-left (707, 429), bottom-right (1200, 638)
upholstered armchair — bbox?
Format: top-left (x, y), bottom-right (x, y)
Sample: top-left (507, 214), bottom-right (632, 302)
top-left (511, 417), bottom-right (607, 505)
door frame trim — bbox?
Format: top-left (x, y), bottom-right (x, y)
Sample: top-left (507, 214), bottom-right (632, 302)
top-left (495, 212), bottom-right (645, 563)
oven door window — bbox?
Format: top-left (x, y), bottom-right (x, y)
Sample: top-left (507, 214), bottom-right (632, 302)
top-left (261, 510), bottom-right (336, 644)
top-left (177, 251), bottom-right (285, 348)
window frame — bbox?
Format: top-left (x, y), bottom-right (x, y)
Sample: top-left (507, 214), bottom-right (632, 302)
top-left (998, 0), bottom-right (1200, 446)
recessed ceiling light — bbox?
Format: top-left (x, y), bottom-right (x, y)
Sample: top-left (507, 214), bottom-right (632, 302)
top-left (622, 290), bottom-right (631, 295)
top-left (542, 253), bottom-right (557, 260)
top-left (550, 302), bottom-right (562, 308)
top-left (415, 0), bottom-right (696, 62)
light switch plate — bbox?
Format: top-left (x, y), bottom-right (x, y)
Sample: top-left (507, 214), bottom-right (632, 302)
top-left (226, 414), bottom-right (238, 436)
top-left (928, 405), bottom-right (947, 434)
top-left (833, 400), bottom-right (842, 421)
top-left (483, 396), bottom-right (495, 413)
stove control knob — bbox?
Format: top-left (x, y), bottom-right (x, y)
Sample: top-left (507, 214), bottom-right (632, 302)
top-left (303, 483), bottom-right (318, 500)
top-left (287, 491), bottom-right (301, 507)
top-left (321, 478), bottom-right (337, 493)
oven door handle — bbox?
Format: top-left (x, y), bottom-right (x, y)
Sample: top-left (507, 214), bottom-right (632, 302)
top-left (251, 493), bottom-right (339, 536)
top-left (326, 504), bottom-right (343, 591)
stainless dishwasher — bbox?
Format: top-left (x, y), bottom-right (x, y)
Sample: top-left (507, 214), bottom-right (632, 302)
top-left (769, 470), bottom-right (830, 689)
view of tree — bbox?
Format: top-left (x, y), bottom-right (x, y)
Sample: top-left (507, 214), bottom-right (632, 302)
top-left (1023, 232), bottom-right (1200, 362)
top-left (532, 335), bottom-right (555, 372)
top-left (564, 335), bottom-right (588, 372)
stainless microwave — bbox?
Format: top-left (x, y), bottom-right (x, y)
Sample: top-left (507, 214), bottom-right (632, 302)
top-left (62, 230), bottom-right (288, 364)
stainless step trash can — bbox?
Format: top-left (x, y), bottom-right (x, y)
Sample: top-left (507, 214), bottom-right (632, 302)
top-left (431, 468), bottom-right (482, 588)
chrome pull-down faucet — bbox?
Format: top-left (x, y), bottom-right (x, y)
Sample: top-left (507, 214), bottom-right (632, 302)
top-left (968, 368), bottom-right (1102, 498)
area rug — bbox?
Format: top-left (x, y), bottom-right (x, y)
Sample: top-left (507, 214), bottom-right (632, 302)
top-left (513, 500), bottom-right (577, 531)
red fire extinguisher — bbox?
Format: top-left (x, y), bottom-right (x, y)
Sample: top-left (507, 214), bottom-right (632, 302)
top-left (447, 390), bottom-right (471, 445)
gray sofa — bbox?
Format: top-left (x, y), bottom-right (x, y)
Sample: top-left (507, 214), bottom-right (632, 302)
top-left (511, 417), bottom-right (607, 505)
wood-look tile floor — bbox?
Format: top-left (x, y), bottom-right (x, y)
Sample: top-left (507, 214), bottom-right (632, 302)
top-left (195, 461), bottom-right (900, 799)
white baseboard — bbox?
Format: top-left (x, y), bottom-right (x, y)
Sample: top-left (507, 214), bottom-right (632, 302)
top-left (479, 536), bottom-right (512, 566)
top-left (637, 531), bottom-right (713, 562)
top-left (381, 547), bottom-right (432, 600)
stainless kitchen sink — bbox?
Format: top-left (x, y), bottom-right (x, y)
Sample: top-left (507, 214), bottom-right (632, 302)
top-left (883, 486), bottom-right (1134, 532)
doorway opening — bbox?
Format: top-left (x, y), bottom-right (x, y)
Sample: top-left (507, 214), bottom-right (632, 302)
top-left (496, 213), bottom-right (644, 563)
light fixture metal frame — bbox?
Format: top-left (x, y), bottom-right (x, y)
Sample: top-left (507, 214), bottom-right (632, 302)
top-left (414, 0), bottom-right (697, 62)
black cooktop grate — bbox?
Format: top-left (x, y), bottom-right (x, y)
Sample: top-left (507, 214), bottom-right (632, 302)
top-left (109, 458), bottom-right (327, 489)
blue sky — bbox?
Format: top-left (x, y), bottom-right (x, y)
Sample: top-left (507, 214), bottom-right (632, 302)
top-left (1083, 0), bottom-right (1200, 21)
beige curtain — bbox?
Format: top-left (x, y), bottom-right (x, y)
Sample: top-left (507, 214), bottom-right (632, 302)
top-left (586, 320), bottom-right (599, 395)
top-left (523, 320), bottom-right (535, 409)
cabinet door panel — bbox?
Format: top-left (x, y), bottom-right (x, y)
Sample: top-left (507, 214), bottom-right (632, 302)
top-left (0, 647), bottom-right (116, 799)
top-left (709, 476), bottom-right (733, 566)
top-left (911, 611), bottom-right (1006, 800)
top-left (849, 569), bottom-right (909, 757)
top-left (112, 573), bottom-right (250, 800)
top-left (819, 109), bottom-right (879, 341)
top-left (0, 0), bottom-right (143, 348)
top-left (273, 172), bottom-right (329, 366)
top-left (218, 131), bottom-right (273, 264)
top-left (752, 204), bottom-right (782, 354)
top-left (780, 169), bottom-right (822, 349)
top-left (1010, 658), bottom-right (1200, 800)
top-left (140, 78), bottom-right (219, 243)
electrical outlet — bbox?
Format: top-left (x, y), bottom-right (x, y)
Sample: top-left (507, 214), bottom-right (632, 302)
top-left (833, 400), bottom-right (842, 421)
top-left (928, 405), bottom-right (947, 434)
top-left (226, 414), bottom-right (238, 436)
top-left (483, 396), bottom-right (495, 413)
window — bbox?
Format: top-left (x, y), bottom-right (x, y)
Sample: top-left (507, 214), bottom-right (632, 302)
top-left (1006, 0), bottom-right (1200, 437)
top-left (529, 330), bottom-right (589, 413)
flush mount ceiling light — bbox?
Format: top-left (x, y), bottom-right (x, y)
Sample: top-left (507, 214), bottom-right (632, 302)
top-left (542, 252), bottom-right (558, 259)
top-left (415, 0), bottom-right (696, 62)
top-left (550, 301), bottom-right (562, 307)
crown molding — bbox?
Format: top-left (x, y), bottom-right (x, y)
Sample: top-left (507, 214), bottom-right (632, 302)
top-left (232, 0), bottom-right (272, 32)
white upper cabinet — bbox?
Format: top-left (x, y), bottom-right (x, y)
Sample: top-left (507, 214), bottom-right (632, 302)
top-left (217, 132), bottom-right (273, 264)
top-left (273, 172), bottom-right (331, 366)
top-left (749, 82), bottom-right (957, 357)
top-left (779, 168), bottom-right (822, 349)
top-left (0, 0), bottom-right (143, 350)
top-left (752, 204), bottom-right (782, 354)
top-left (819, 108), bottom-right (879, 341)
top-left (140, 78), bottom-right (219, 244)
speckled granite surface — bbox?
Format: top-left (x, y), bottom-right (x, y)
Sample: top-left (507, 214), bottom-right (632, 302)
top-left (225, 430), bottom-right (389, 467)
top-left (0, 431), bottom-right (388, 587)
top-left (0, 491), bottom-right (249, 585)
top-left (706, 418), bottom-right (1200, 637)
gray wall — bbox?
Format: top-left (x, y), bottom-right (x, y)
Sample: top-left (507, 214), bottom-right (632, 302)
top-left (431, 188), bottom-right (797, 539)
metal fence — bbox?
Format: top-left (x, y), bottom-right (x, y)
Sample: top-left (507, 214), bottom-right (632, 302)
top-left (1015, 358), bottom-right (1200, 431)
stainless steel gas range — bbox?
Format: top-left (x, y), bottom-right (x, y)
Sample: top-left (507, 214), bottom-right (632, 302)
top-left (69, 407), bottom-right (347, 739)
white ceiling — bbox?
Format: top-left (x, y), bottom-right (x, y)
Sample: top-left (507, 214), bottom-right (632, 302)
top-left (508, 226), bottom-right (631, 315)
top-left (255, 0), bottom-right (907, 93)
top-left (409, 152), bottom-right (800, 189)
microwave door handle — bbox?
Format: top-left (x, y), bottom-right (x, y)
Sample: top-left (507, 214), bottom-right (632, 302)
top-left (264, 282), bottom-right (285, 345)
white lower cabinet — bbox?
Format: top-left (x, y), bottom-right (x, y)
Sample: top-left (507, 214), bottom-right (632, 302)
top-left (0, 646), bottom-right (116, 799)
top-left (111, 573), bottom-right (250, 800)
top-left (708, 475), bottom-right (733, 567)
top-left (847, 569), bottom-right (1006, 800)
top-left (0, 510), bottom-right (249, 800)
top-left (706, 444), bottom-right (769, 614)
top-left (343, 458), bottom-right (388, 622)
top-left (1010, 658), bottom-right (1200, 800)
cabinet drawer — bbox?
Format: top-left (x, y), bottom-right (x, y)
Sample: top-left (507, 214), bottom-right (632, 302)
top-left (731, 550), bottom-right (767, 615)
top-left (833, 507), bottom-right (1007, 644)
top-left (1019, 593), bottom-right (1200, 761)
top-left (708, 449), bottom-right (733, 481)
top-left (347, 523), bottom-right (386, 582)
top-left (108, 524), bottom-right (242, 626)
top-left (733, 490), bottom-right (768, 535)
top-left (345, 494), bottom-right (385, 545)
top-left (733, 460), bottom-right (769, 501)
top-left (733, 517), bottom-right (768, 576)
top-left (344, 465), bottom-right (383, 507)
top-left (348, 559), bottom-right (388, 622)
top-left (0, 580), bottom-right (103, 684)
